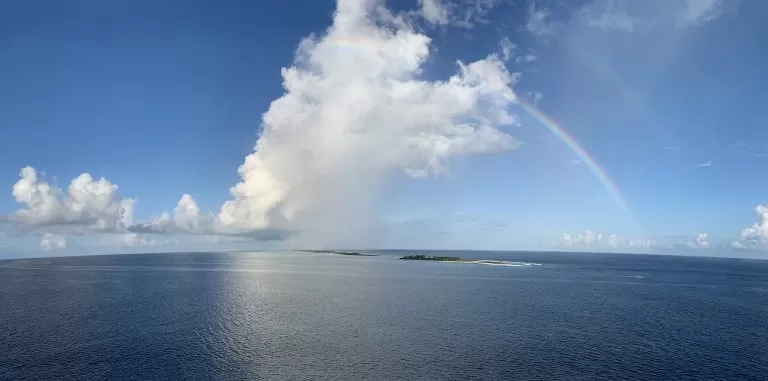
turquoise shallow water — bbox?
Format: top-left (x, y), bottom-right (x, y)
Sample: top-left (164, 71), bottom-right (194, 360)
top-left (1, 250), bottom-right (767, 380)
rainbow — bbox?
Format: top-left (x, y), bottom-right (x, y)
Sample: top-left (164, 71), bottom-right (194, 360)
top-left (517, 99), bottom-right (631, 212)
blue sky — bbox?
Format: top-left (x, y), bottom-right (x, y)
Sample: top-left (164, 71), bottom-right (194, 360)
top-left (2, 0), bottom-right (768, 258)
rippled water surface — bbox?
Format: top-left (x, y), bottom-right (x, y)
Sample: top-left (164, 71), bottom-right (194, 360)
top-left (1, 251), bottom-right (767, 380)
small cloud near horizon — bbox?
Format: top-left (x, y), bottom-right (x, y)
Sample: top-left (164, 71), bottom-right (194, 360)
top-left (725, 141), bottom-right (748, 148)
top-left (664, 234), bottom-right (689, 240)
top-left (693, 161), bottom-right (712, 167)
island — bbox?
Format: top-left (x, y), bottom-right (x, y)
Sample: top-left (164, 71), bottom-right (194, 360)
top-left (400, 255), bottom-right (539, 267)
top-left (296, 249), bottom-right (378, 256)
top-left (400, 255), bottom-right (463, 261)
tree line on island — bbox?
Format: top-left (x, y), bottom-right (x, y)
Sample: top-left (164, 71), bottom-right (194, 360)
top-left (399, 255), bottom-right (463, 262)
top-left (296, 249), bottom-right (377, 256)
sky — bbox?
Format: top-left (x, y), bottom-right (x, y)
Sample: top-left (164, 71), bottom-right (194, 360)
top-left (2, 0), bottom-right (768, 258)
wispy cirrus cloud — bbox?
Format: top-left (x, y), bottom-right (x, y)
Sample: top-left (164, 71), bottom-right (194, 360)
top-left (676, 0), bottom-right (726, 27)
top-left (526, 91), bottom-right (544, 105)
top-left (725, 141), bottom-right (748, 148)
top-left (525, 3), bottom-right (561, 40)
top-left (693, 161), bottom-right (712, 167)
top-left (577, 0), bottom-right (640, 32)
top-left (419, 0), bottom-right (502, 28)
top-left (525, 0), bottom-right (734, 40)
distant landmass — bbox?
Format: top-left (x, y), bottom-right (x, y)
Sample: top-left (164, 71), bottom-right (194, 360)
top-left (296, 251), bottom-right (536, 267)
top-left (296, 249), bottom-right (378, 256)
top-left (400, 254), bottom-right (539, 267)
top-left (400, 255), bottom-right (463, 261)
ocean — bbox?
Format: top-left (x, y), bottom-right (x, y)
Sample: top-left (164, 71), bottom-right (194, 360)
top-left (1, 250), bottom-right (766, 380)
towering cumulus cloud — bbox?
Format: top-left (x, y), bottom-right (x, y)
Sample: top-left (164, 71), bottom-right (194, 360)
top-left (214, 0), bottom-right (521, 243)
top-left (12, 166), bottom-right (134, 232)
top-left (736, 204), bottom-right (768, 248)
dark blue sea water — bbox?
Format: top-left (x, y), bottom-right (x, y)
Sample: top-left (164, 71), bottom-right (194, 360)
top-left (1, 251), bottom-right (767, 380)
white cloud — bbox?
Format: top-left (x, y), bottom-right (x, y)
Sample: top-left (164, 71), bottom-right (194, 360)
top-left (676, 0), bottom-right (724, 27)
top-left (418, 0), bottom-right (501, 29)
top-left (455, 0), bottom-right (501, 28)
top-left (118, 233), bottom-right (183, 247)
top-left (697, 232), bottom-right (710, 248)
top-left (693, 161), bottom-right (712, 167)
top-left (527, 91), bottom-right (544, 105)
top-left (174, 194), bottom-right (202, 231)
top-left (526, 4), bottom-right (560, 39)
top-left (12, 167), bottom-right (134, 232)
top-left (116, 232), bottom-right (176, 247)
top-left (127, 194), bottom-right (294, 241)
top-left (498, 37), bottom-right (536, 64)
top-left (629, 239), bottom-right (655, 248)
top-left (578, 0), bottom-right (639, 32)
top-left (212, 0), bottom-right (521, 245)
top-left (730, 240), bottom-right (746, 249)
top-left (687, 232), bottom-right (710, 248)
top-left (120, 233), bottom-right (151, 247)
top-left (725, 141), bottom-right (748, 148)
top-left (664, 145), bottom-right (681, 150)
top-left (499, 37), bottom-right (515, 62)
top-left (558, 230), bottom-right (656, 250)
top-left (40, 233), bottom-right (67, 251)
top-left (130, 194), bottom-right (213, 234)
top-left (515, 53), bottom-right (537, 64)
top-left (736, 204), bottom-right (768, 249)
top-left (526, 0), bottom-right (731, 40)
top-left (202, 235), bottom-right (253, 244)
top-left (420, 0), bottom-right (450, 25)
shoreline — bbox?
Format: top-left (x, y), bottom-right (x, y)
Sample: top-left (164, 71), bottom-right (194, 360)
top-left (400, 255), bottom-right (539, 267)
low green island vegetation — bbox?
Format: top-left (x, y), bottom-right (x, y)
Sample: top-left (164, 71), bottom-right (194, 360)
top-left (399, 255), bottom-right (464, 262)
top-left (297, 249), bottom-right (378, 257)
